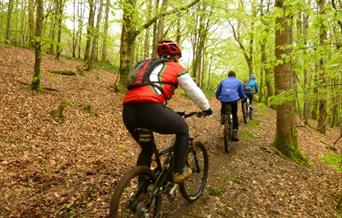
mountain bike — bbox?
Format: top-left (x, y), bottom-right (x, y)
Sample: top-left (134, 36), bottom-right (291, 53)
top-left (223, 104), bottom-right (233, 153)
top-left (108, 111), bottom-right (209, 217)
top-left (242, 98), bottom-right (252, 123)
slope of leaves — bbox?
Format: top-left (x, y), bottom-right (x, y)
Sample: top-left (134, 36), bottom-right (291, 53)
top-left (0, 46), bottom-right (340, 217)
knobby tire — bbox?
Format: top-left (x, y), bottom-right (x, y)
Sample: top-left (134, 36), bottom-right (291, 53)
top-left (108, 166), bottom-right (161, 218)
top-left (180, 142), bottom-right (209, 202)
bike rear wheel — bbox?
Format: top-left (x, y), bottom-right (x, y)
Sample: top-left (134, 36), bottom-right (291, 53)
top-left (223, 116), bottom-right (231, 153)
top-left (242, 102), bottom-right (248, 124)
top-left (249, 106), bottom-right (253, 120)
top-left (180, 142), bottom-right (209, 202)
top-left (108, 166), bottom-right (161, 218)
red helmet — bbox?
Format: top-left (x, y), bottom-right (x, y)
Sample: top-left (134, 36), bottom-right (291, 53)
top-left (157, 40), bottom-right (182, 58)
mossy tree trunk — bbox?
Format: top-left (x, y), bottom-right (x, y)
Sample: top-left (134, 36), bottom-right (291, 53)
top-left (31, 0), bottom-right (44, 92)
top-left (273, 0), bottom-right (308, 166)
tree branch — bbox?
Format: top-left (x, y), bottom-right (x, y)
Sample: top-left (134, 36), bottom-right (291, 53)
top-left (228, 21), bottom-right (250, 63)
top-left (141, 0), bottom-right (200, 31)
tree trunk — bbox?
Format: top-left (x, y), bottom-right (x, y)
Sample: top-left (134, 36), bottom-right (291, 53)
top-left (88, 0), bottom-right (104, 68)
top-left (316, 0), bottom-right (328, 134)
top-left (77, 0), bottom-right (85, 59)
top-left (84, 0), bottom-right (95, 61)
top-left (156, 0), bottom-right (168, 43)
top-left (302, 12), bottom-right (310, 124)
top-left (311, 68), bottom-right (319, 120)
top-left (273, 0), bottom-right (308, 165)
top-left (143, 0), bottom-right (152, 59)
top-left (49, 1), bottom-right (56, 55)
top-left (151, 0), bottom-right (160, 58)
top-left (101, 0), bottom-right (110, 62)
top-left (5, 0), bottom-right (14, 43)
top-left (56, 0), bottom-right (65, 60)
top-left (176, 16), bottom-right (181, 44)
top-left (28, 0), bottom-right (35, 47)
top-left (19, 0), bottom-right (27, 47)
top-left (72, 0), bottom-right (77, 58)
top-left (118, 0), bottom-right (137, 87)
top-left (31, 0), bottom-right (44, 92)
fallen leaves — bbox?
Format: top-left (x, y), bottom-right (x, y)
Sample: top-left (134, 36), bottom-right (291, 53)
top-left (0, 46), bottom-right (340, 217)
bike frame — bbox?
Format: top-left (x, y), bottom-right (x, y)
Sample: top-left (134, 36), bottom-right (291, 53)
top-left (136, 112), bottom-right (200, 208)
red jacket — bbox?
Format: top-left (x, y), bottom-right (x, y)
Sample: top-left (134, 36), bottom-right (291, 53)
top-left (123, 61), bottom-right (185, 104)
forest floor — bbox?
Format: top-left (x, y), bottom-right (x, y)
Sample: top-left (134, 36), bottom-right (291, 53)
top-left (0, 45), bottom-right (341, 217)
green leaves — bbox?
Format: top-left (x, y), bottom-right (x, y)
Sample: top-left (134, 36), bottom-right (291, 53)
top-left (269, 89), bottom-right (296, 107)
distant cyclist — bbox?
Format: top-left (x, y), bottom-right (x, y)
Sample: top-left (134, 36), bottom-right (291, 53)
top-left (216, 71), bottom-right (246, 141)
top-left (243, 74), bottom-right (259, 109)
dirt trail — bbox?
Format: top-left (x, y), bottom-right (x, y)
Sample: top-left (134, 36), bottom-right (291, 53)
top-left (161, 100), bottom-right (340, 217)
top-left (0, 46), bottom-right (340, 217)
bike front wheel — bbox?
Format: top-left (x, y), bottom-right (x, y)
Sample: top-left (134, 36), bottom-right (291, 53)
top-left (180, 142), bottom-right (209, 202)
top-left (108, 166), bottom-right (161, 218)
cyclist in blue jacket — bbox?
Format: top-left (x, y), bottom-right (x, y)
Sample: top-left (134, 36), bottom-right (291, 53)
top-left (243, 74), bottom-right (259, 109)
top-left (216, 71), bottom-right (247, 141)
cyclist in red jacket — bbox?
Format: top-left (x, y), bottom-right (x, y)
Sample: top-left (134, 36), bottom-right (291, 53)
top-left (122, 40), bottom-right (212, 183)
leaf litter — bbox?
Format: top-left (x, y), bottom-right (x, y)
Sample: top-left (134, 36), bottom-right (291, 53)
top-left (0, 46), bottom-right (340, 217)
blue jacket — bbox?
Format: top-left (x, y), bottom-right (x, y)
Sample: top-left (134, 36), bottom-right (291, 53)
top-left (216, 77), bottom-right (246, 103)
top-left (244, 78), bottom-right (259, 94)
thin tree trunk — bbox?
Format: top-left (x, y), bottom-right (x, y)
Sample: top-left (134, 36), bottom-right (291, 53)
top-left (56, 0), bottom-right (65, 60)
top-left (5, 0), bottom-right (14, 43)
top-left (84, 0), bottom-right (95, 61)
top-left (101, 0), bottom-right (110, 62)
top-left (151, 0), bottom-right (160, 58)
top-left (303, 12), bottom-right (310, 124)
top-left (20, 0), bottom-right (27, 47)
top-left (49, 1), bottom-right (56, 55)
top-left (31, 0), bottom-right (44, 91)
top-left (77, 0), bottom-right (85, 59)
top-left (28, 0), bottom-right (35, 47)
top-left (72, 0), bottom-right (77, 58)
top-left (317, 0), bottom-right (328, 134)
top-left (88, 0), bottom-right (104, 69)
top-left (143, 0), bottom-right (152, 59)
top-left (176, 16), bottom-right (181, 44)
top-left (156, 0), bottom-right (168, 43)
top-left (311, 68), bottom-right (319, 120)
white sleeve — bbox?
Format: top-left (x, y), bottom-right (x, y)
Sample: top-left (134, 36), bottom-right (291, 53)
top-left (178, 73), bottom-right (210, 111)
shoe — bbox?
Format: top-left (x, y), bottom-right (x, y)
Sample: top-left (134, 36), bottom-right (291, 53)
top-left (172, 167), bottom-right (192, 183)
top-left (220, 114), bottom-right (225, 125)
top-left (232, 129), bottom-right (239, 141)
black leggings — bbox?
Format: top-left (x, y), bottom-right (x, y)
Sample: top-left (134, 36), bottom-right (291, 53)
top-left (220, 101), bottom-right (239, 129)
top-left (123, 102), bottom-right (189, 173)
top-left (246, 93), bottom-right (254, 105)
